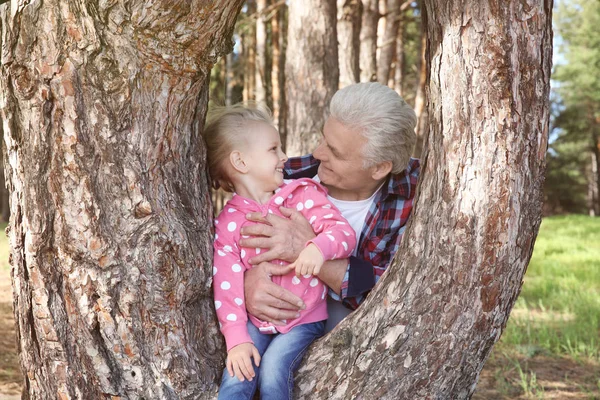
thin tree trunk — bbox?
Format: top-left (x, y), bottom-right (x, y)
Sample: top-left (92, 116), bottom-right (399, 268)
top-left (226, 53), bottom-right (234, 106)
top-left (0, 1), bottom-right (244, 398)
top-left (285, 0), bottom-right (339, 156)
top-left (359, 0), bottom-right (380, 82)
top-left (272, 3), bottom-right (282, 125)
top-left (278, 4), bottom-right (288, 150)
top-left (376, 0), bottom-right (402, 85)
top-left (337, 0), bottom-right (363, 88)
top-left (243, 0), bottom-right (257, 102)
top-left (255, 0), bottom-right (268, 105)
top-left (393, 8), bottom-right (405, 96)
top-left (413, 24), bottom-right (428, 158)
top-left (296, 1), bottom-right (552, 398)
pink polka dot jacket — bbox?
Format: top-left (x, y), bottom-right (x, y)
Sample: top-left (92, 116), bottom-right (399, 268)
top-left (212, 178), bottom-right (357, 351)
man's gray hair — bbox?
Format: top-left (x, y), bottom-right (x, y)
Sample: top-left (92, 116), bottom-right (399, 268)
top-left (329, 82), bottom-right (417, 174)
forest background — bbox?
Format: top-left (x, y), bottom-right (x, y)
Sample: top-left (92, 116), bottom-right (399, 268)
top-left (0, 0), bottom-right (598, 399)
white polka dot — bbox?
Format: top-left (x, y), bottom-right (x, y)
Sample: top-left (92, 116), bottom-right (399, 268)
top-left (256, 248), bottom-right (261, 254)
top-left (268, 209), bottom-right (273, 214)
top-left (323, 204), bottom-right (331, 209)
top-left (292, 276), bottom-right (301, 285)
top-left (342, 242), bottom-right (348, 250)
top-left (310, 278), bottom-right (319, 287)
top-left (275, 196), bottom-right (284, 205)
top-left (301, 181), bottom-right (308, 185)
top-left (326, 234), bottom-right (335, 241)
top-left (228, 208), bottom-right (236, 213)
top-left (333, 253), bottom-right (337, 259)
top-left (223, 245), bottom-right (233, 252)
top-left (215, 220), bottom-right (219, 224)
top-left (226, 313), bottom-right (237, 321)
top-left (234, 298), bottom-right (243, 306)
top-left (213, 266), bottom-right (217, 276)
top-left (288, 194), bottom-right (293, 199)
top-left (221, 281), bottom-right (231, 290)
top-left (303, 274), bottom-right (311, 279)
top-left (219, 322), bottom-right (222, 328)
top-left (296, 202), bottom-right (304, 211)
top-left (217, 250), bottom-right (226, 257)
top-left (318, 225), bottom-right (323, 231)
top-left (309, 216), bottom-right (317, 224)
top-left (324, 214), bottom-right (333, 219)
top-left (232, 264), bottom-right (242, 273)
top-left (336, 221), bottom-right (346, 225)
top-left (227, 222), bottom-right (237, 232)
top-left (215, 233), bottom-right (219, 240)
top-left (242, 234), bottom-right (249, 239)
top-left (343, 231), bottom-right (351, 236)
top-left (215, 300), bottom-right (222, 310)
top-left (243, 200), bottom-right (249, 204)
top-left (241, 249), bottom-right (246, 258)
top-left (321, 292), bottom-right (326, 300)
top-left (304, 200), bottom-right (314, 209)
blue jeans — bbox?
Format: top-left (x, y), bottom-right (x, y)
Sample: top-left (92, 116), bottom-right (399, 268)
top-left (218, 320), bottom-right (326, 400)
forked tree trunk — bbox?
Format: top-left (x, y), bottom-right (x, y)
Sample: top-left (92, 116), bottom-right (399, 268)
top-left (337, 0), bottom-right (363, 88)
top-left (285, 0), bottom-right (339, 156)
top-left (295, 1), bottom-right (552, 398)
top-left (0, 1), bottom-right (244, 398)
top-left (359, 0), bottom-right (380, 82)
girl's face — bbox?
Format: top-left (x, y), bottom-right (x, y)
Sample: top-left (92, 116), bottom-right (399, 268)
top-left (243, 122), bottom-right (288, 192)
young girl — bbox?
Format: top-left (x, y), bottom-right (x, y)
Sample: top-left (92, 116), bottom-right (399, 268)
top-left (203, 104), bottom-right (356, 400)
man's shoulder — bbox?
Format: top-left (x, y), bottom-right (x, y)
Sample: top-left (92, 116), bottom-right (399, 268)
top-left (284, 154), bottom-right (320, 179)
top-left (386, 158), bottom-right (420, 199)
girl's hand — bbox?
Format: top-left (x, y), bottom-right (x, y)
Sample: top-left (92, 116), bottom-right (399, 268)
top-left (289, 243), bottom-right (325, 277)
top-left (226, 343), bottom-right (261, 382)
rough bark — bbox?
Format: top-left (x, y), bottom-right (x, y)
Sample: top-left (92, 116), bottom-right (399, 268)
top-left (295, 1), bottom-right (552, 398)
top-left (285, 0), bottom-right (339, 156)
top-left (413, 25), bottom-right (428, 158)
top-left (255, 0), bottom-right (269, 105)
top-left (359, 0), bottom-right (380, 82)
top-left (337, 0), bottom-right (362, 88)
top-left (0, 1), bottom-right (243, 398)
top-left (376, 0), bottom-right (402, 85)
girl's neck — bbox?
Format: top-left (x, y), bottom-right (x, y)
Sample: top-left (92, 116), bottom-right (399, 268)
top-left (233, 181), bottom-right (274, 205)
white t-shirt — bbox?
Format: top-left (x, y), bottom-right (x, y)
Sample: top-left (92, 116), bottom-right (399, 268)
top-left (313, 176), bottom-right (382, 255)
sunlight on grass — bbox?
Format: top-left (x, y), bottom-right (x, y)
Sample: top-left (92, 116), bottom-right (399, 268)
top-left (500, 215), bottom-right (600, 361)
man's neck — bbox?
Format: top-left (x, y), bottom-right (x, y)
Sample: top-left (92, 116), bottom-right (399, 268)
top-left (322, 179), bottom-right (385, 201)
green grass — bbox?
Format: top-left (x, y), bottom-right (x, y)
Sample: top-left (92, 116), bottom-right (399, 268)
top-left (0, 222), bottom-right (8, 271)
top-left (499, 215), bottom-right (600, 360)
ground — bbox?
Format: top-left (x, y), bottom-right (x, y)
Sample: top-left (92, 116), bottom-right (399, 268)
top-left (0, 266), bottom-right (598, 399)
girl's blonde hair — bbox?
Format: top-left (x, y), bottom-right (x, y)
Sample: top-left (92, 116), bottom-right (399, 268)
top-left (202, 103), bottom-right (275, 192)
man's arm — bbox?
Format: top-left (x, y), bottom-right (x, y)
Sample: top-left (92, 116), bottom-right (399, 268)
top-left (316, 258), bottom-right (347, 295)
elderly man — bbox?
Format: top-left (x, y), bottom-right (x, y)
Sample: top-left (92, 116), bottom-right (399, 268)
top-left (240, 82), bottom-right (419, 330)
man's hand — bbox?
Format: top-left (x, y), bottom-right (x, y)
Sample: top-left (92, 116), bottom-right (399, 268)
top-left (226, 343), bottom-right (261, 382)
top-left (289, 243), bottom-right (325, 277)
top-left (239, 206), bottom-right (316, 264)
top-left (244, 262), bottom-right (305, 325)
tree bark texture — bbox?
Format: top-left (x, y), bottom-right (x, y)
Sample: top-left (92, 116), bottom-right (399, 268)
top-left (359, 0), bottom-right (379, 82)
top-left (295, 1), bottom-right (552, 398)
top-left (0, 1), bottom-right (244, 398)
top-left (285, 0), bottom-right (339, 156)
top-left (393, 10), bottom-right (405, 96)
top-left (337, 0), bottom-right (362, 88)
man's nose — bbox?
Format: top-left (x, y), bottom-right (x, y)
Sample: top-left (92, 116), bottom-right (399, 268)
top-left (313, 141), bottom-right (325, 160)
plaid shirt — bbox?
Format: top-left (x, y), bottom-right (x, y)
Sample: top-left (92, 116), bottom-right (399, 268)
top-left (284, 155), bottom-right (420, 310)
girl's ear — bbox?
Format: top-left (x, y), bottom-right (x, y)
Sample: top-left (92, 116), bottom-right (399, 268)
top-left (230, 150), bottom-right (248, 173)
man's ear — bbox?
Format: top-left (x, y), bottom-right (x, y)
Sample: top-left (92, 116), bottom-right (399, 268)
top-left (371, 160), bottom-right (393, 180)
top-left (230, 150), bottom-right (249, 173)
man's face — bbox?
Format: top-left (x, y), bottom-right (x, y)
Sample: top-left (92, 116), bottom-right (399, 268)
top-left (313, 117), bottom-right (380, 201)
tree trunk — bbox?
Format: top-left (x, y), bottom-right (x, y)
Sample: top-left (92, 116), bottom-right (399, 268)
top-left (271, 3), bottom-right (282, 125)
top-left (376, 0), bottom-right (401, 85)
top-left (337, 0), bottom-right (363, 88)
top-left (285, 0), bottom-right (339, 156)
top-left (413, 23), bottom-right (428, 158)
top-left (243, 0), bottom-right (257, 102)
top-left (225, 53), bottom-right (234, 106)
top-left (255, 0), bottom-right (269, 105)
top-left (359, 0), bottom-right (380, 82)
top-left (393, 9), bottom-right (405, 96)
top-left (295, 1), bottom-right (552, 398)
top-left (0, 1), bottom-right (244, 398)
